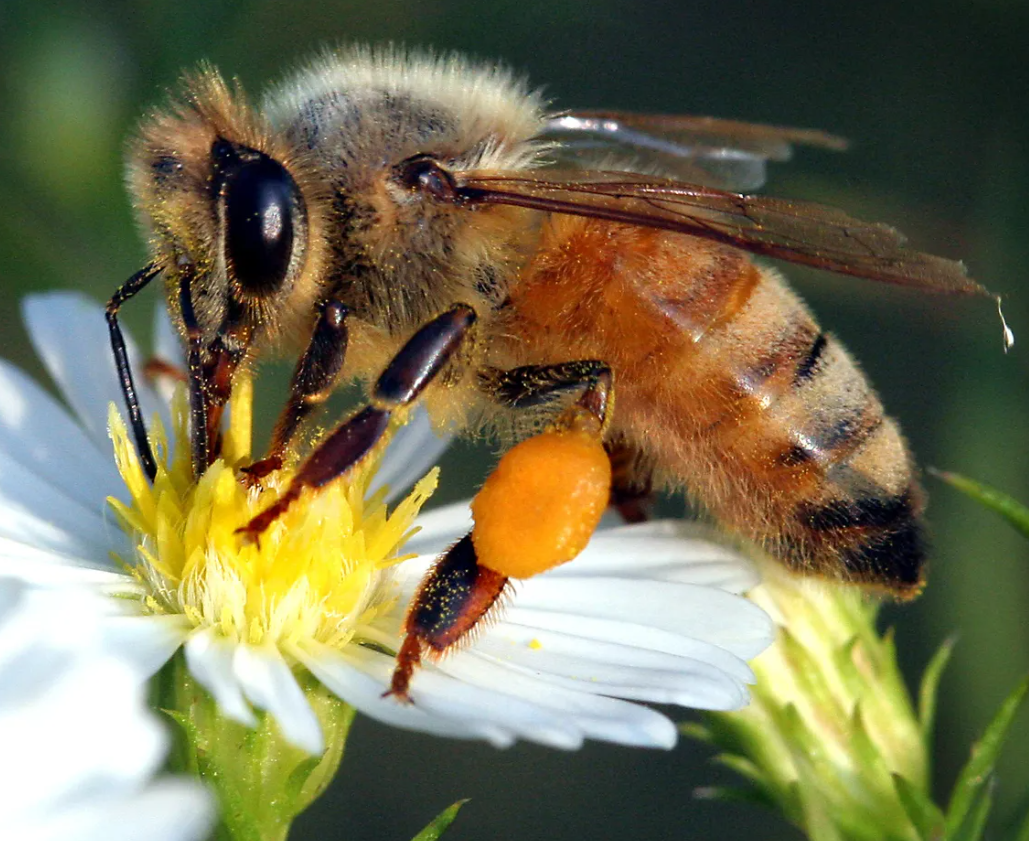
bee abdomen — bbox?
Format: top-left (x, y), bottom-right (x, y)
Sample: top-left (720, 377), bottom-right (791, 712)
top-left (505, 220), bottom-right (928, 595)
top-left (677, 261), bottom-right (927, 595)
top-left (794, 487), bottom-right (926, 593)
top-left (732, 304), bottom-right (927, 595)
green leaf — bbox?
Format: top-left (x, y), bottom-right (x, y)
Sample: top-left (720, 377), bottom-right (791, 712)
top-left (949, 778), bottom-right (995, 841)
top-left (930, 470), bottom-right (1029, 540)
top-left (893, 774), bottom-right (945, 840)
top-left (918, 637), bottom-right (955, 748)
top-left (411, 800), bottom-right (470, 841)
top-left (945, 676), bottom-right (1029, 836)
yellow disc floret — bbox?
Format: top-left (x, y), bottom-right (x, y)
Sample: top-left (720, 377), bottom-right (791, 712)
top-left (107, 375), bottom-right (436, 651)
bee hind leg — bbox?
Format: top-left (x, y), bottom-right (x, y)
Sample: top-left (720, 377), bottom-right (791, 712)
top-left (482, 361), bottom-right (652, 521)
top-left (388, 368), bottom-right (614, 701)
top-left (387, 534), bottom-right (508, 702)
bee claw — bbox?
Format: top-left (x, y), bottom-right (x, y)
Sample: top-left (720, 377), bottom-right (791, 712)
top-left (380, 686), bottom-right (415, 705)
top-left (234, 522), bottom-right (263, 549)
top-left (239, 456), bottom-right (283, 490)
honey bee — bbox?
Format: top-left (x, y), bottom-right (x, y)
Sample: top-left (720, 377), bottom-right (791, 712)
top-left (109, 46), bottom-right (996, 698)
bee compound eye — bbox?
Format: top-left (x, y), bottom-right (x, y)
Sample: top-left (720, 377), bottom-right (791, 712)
top-left (223, 156), bottom-right (303, 295)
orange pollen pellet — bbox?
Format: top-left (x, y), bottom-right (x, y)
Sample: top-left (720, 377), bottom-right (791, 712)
top-left (471, 425), bottom-right (612, 579)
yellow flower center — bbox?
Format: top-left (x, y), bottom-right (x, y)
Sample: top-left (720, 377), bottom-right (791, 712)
top-left (107, 376), bottom-right (437, 651)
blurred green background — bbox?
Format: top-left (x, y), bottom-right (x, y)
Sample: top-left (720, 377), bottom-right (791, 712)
top-left (2, 0), bottom-right (1028, 839)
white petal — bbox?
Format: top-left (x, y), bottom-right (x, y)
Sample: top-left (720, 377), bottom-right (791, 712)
top-left (234, 644), bottom-right (324, 754)
top-left (183, 628), bottom-right (256, 726)
top-left (471, 643), bottom-right (748, 710)
top-left (372, 406), bottom-right (453, 502)
top-left (550, 522), bottom-right (761, 594)
top-left (499, 606), bottom-right (755, 683)
top-left (0, 360), bottom-right (122, 506)
top-left (100, 614), bottom-right (189, 677)
top-left (101, 780), bottom-right (214, 841)
top-left (0, 536), bottom-right (125, 584)
top-left (153, 304), bottom-right (184, 368)
top-left (513, 576), bottom-right (773, 659)
top-left (34, 780), bottom-right (214, 841)
top-left (293, 641), bottom-right (512, 745)
top-left (0, 448), bottom-right (113, 540)
top-left (0, 580), bottom-right (211, 841)
top-left (0, 458), bottom-right (129, 560)
top-left (22, 293), bottom-right (169, 449)
top-left (474, 623), bottom-right (752, 705)
top-left (436, 652), bottom-right (679, 747)
top-left (147, 305), bottom-right (187, 407)
top-left (0, 576), bottom-right (22, 618)
top-left (344, 645), bottom-right (587, 749)
top-left (2, 656), bottom-right (167, 809)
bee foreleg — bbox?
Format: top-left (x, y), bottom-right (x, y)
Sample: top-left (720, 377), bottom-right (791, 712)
top-left (241, 299), bottom-right (349, 484)
top-left (388, 374), bottom-right (613, 701)
top-left (237, 304), bottom-right (476, 541)
top-left (106, 262), bottom-right (163, 481)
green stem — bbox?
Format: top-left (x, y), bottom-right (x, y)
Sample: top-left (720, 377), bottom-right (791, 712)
top-left (155, 650), bottom-right (356, 841)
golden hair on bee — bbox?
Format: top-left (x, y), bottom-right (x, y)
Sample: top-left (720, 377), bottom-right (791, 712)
top-left (107, 45), bottom-right (998, 698)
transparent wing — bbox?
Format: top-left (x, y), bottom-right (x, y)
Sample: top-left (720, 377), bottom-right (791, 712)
top-left (541, 111), bottom-right (848, 192)
top-left (451, 169), bottom-right (986, 295)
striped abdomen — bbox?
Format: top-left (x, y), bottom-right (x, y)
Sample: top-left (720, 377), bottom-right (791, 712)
top-left (503, 215), bottom-right (926, 596)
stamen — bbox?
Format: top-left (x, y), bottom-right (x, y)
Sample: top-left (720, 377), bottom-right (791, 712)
top-left (106, 375), bottom-right (437, 653)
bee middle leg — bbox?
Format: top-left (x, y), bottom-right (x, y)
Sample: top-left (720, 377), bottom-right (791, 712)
top-left (605, 437), bottom-right (654, 523)
top-left (237, 304), bottom-right (476, 540)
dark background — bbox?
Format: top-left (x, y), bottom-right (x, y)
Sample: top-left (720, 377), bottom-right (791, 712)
top-left (2, 1), bottom-right (1028, 839)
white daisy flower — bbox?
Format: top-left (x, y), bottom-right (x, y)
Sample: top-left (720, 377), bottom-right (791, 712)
top-left (0, 291), bottom-right (773, 758)
top-left (0, 575), bottom-right (213, 841)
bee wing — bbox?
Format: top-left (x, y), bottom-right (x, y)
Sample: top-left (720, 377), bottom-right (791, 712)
top-left (541, 111), bottom-right (848, 192)
top-left (451, 169), bottom-right (987, 296)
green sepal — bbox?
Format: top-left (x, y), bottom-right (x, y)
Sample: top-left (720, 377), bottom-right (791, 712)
top-left (917, 637), bottom-right (955, 750)
top-left (931, 470), bottom-right (1029, 540)
top-left (411, 799), bottom-right (470, 841)
top-left (892, 774), bottom-right (945, 840)
top-left (949, 778), bottom-right (996, 841)
top-left (678, 720), bottom-right (713, 743)
top-left (694, 783), bottom-right (777, 808)
top-left (710, 752), bottom-right (771, 790)
top-left (945, 676), bottom-right (1029, 837)
top-left (779, 628), bottom-right (842, 716)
